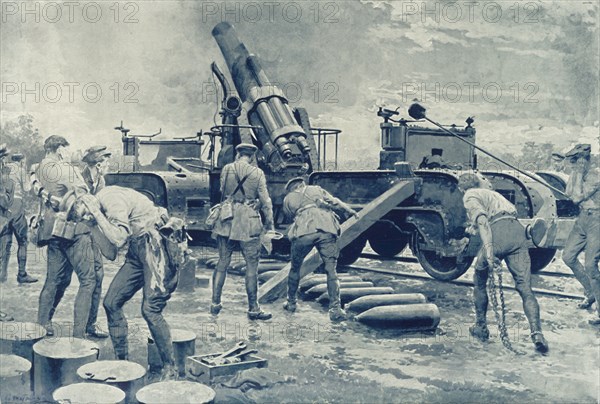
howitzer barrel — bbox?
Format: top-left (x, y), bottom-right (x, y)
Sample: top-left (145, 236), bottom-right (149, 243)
top-left (212, 22), bottom-right (310, 159)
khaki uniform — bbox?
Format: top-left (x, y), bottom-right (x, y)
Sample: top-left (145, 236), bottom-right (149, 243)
top-left (211, 160), bottom-right (274, 314)
top-left (0, 163), bottom-right (31, 281)
top-left (563, 167), bottom-right (600, 316)
top-left (35, 155), bottom-right (97, 337)
top-left (283, 185), bottom-right (353, 313)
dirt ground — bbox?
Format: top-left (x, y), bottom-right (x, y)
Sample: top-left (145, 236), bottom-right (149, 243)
top-left (1, 243), bottom-right (599, 403)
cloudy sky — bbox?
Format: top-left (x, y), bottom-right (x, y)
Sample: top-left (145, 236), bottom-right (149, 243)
top-left (1, 0), bottom-right (598, 167)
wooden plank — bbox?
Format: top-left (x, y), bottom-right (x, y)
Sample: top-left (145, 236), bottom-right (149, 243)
top-left (258, 179), bottom-right (417, 303)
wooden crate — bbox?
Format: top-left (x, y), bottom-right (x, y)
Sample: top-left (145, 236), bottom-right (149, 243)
top-left (185, 354), bottom-right (267, 383)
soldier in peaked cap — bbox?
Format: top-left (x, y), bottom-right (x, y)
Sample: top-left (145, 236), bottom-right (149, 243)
top-left (78, 145), bottom-right (112, 340)
top-left (211, 142), bottom-right (275, 320)
top-left (34, 135), bottom-right (107, 338)
top-left (560, 144), bottom-right (600, 325)
top-left (282, 177), bottom-right (359, 322)
top-left (82, 146), bottom-right (111, 195)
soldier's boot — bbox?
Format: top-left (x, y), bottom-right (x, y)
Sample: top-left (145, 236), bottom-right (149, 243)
top-left (246, 275), bottom-right (272, 321)
top-left (17, 274), bottom-right (38, 284)
top-left (210, 270), bottom-right (227, 315)
top-left (531, 331), bottom-right (549, 353)
top-left (16, 247), bottom-right (37, 283)
top-left (160, 364), bottom-right (179, 381)
top-left (469, 322), bottom-right (490, 342)
top-left (283, 276), bottom-right (299, 313)
top-left (587, 316), bottom-right (600, 326)
top-left (0, 311), bottom-right (14, 322)
top-left (0, 237), bottom-right (9, 283)
top-left (283, 300), bottom-right (297, 313)
top-left (327, 279), bottom-right (347, 322)
top-left (577, 296), bottom-right (596, 309)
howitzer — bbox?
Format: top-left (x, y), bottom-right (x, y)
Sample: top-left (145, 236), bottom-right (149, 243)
top-left (212, 22), bottom-right (316, 172)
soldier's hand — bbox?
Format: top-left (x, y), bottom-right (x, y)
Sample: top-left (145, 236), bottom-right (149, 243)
top-left (487, 256), bottom-right (500, 270)
top-left (352, 210), bottom-right (360, 219)
top-left (79, 194), bottom-right (102, 216)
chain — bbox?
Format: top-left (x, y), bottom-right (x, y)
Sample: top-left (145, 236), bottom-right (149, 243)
top-left (487, 261), bottom-right (523, 355)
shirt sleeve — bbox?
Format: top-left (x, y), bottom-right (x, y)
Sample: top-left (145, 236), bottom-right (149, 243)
top-left (463, 190), bottom-right (488, 223)
top-left (99, 196), bottom-right (132, 235)
top-left (0, 179), bottom-right (14, 211)
top-left (581, 169), bottom-right (600, 201)
top-left (283, 194), bottom-right (294, 220)
top-left (321, 188), bottom-right (352, 213)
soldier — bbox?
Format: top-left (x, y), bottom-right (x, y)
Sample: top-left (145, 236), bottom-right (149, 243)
top-left (560, 144), bottom-right (600, 325)
top-left (72, 186), bottom-right (185, 380)
top-left (419, 148), bottom-right (462, 170)
top-left (81, 146), bottom-right (111, 194)
top-left (282, 177), bottom-right (358, 322)
top-left (0, 153), bottom-right (37, 284)
top-left (81, 146), bottom-right (112, 338)
top-left (458, 173), bottom-right (549, 353)
top-left (0, 144), bottom-right (15, 322)
top-left (211, 143), bottom-right (274, 320)
top-left (35, 135), bottom-right (104, 338)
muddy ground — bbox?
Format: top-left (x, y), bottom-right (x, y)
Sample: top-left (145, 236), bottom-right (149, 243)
top-left (1, 243), bottom-right (598, 403)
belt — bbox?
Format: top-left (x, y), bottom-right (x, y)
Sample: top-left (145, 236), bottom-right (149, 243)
top-left (488, 212), bottom-right (517, 225)
top-left (296, 204), bottom-right (318, 215)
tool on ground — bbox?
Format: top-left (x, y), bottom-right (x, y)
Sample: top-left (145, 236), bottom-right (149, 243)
top-left (200, 342), bottom-right (256, 366)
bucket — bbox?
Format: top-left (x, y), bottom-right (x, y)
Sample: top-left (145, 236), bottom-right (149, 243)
top-left (148, 329), bottom-right (196, 376)
top-left (0, 354), bottom-right (31, 402)
top-left (0, 322), bottom-right (47, 362)
top-left (77, 360), bottom-right (146, 403)
top-left (136, 381), bottom-right (215, 404)
top-left (53, 382), bottom-right (126, 404)
top-left (0, 322), bottom-right (46, 392)
top-left (32, 337), bottom-right (99, 402)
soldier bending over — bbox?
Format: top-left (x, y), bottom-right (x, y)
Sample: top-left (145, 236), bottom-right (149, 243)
top-left (458, 173), bottom-right (548, 353)
top-left (282, 177), bottom-right (358, 322)
top-left (73, 186), bottom-right (186, 379)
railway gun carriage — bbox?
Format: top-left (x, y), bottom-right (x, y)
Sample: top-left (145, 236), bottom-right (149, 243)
top-left (106, 21), bottom-right (576, 281)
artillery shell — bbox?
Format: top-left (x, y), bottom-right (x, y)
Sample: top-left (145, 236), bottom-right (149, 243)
top-left (345, 293), bottom-right (427, 314)
top-left (299, 275), bottom-right (363, 291)
top-left (355, 303), bottom-right (440, 331)
top-left (316, 287), bottom-right (394, 305)
top-left (303, 282), bottom-right (375, 298)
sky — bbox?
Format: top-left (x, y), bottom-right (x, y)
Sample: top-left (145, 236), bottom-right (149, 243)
top-left (1, 0), bottom-right (598, 168)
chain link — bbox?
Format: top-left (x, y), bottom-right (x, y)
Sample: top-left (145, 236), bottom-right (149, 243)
top-left (487, 262), bottom-right (523, 355)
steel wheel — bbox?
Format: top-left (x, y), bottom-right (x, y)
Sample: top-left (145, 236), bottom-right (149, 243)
top-left (338, 236), bottom-right (367, 267)
top-left (414, 246), bottom-right (474, 281)
top-left (529, 248), bottom-right (557, 274)
top-left (368, 222), bottom-right (409, 258)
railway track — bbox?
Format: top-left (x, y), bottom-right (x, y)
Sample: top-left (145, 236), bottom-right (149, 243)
top-left (195, 250), bottom-right (582, 300)
top-left (346, 264), bottom-right (584, 300)
top-left (358, 253), bottom-right (575, 279)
